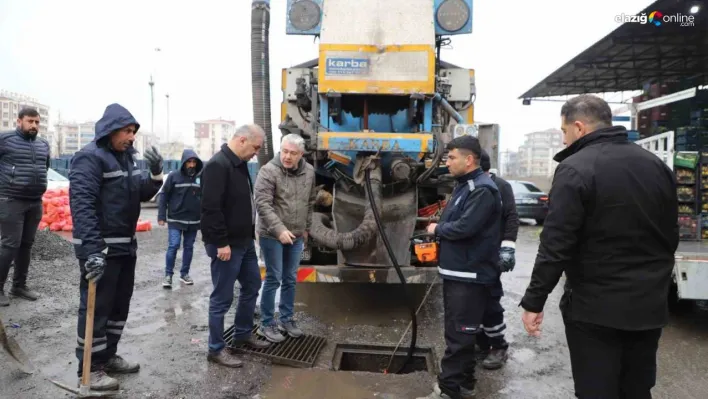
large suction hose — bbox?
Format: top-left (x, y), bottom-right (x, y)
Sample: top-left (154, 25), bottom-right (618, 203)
top-left (251, 0), bottom-right (274, 166)
top-left (309, 168), bottom-right (382, 250)
top-left (364, 169), bottom-right (417, 374)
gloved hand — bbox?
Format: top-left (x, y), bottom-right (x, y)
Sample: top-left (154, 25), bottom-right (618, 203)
top-left (143, 145), bottom-right (164, 176)
top-left (499, 241), bottom-right (516, 272)
top-left (85, 253), bottom-right (107, 282)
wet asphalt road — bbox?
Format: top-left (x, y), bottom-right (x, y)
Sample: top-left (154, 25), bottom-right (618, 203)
top-left (2, 208), bottom-right (708, 398)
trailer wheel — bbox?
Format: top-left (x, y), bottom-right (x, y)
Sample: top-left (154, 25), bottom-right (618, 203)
top-left (668, 281), bottom-right (693, 313)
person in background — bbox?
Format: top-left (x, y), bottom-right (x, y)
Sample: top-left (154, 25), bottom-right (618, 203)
top-left (70, 103), bottom-right (164, 391)
top-left (254, 133), bottom-right (316, 343)
top-left (476, 149), bottom-right (519, 370)
top-left (0, 107), bottom-right (50, 306)
top-left (520, 95), bottom-right (678, 398)
top-left (158, 149), bottom-right (203, 288)
top-left (418, 135), bottom-right (502, 399)
top-left (200, 124), bottom-right (271, 369)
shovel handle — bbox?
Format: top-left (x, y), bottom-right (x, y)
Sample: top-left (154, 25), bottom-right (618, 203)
top-left (81, 280), bottom-right (97, 387)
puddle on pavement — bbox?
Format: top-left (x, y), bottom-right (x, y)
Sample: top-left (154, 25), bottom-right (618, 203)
top-left (294, 284), bottom-right (430, 326)
top-left (260, 367), bottom-right (378, 399)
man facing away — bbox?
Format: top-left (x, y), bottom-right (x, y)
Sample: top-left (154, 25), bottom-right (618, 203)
top-left (70, 103), bottom-right (164, 390)
top-left (476, 149), bottom-right (519, 370)
top-left (418, 135), bottom-right (502, 399)
top-left (0, 107), bottom-right (50, 306)
top-left (520, 95), bottom-right (678, 398)
top-left (158, 149), bottom-right (203, 288)
top-left (254, 133), bottom-right (316, 343)
top-left (200, 124), bottom-right (271, 368)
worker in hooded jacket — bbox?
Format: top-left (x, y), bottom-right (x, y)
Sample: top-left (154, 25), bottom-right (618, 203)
top-left (158, 149), bottom-right (203, 288)
top-left (69, 103), bottom-right (164, 391)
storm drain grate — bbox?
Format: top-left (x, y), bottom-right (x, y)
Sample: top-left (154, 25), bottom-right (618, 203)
top-left (331, 343), bottom-right (438, 375)
top-left (224, 325), bottom-right (327, 368)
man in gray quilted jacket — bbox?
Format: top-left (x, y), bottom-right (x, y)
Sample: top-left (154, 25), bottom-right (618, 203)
top-left (254, 133), bottom-right (316, 343)
top-left (0, 107), bottom-right (50, 306)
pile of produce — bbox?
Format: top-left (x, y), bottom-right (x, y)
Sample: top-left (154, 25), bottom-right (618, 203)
top-left (39, 188), bottom-right (153, 232)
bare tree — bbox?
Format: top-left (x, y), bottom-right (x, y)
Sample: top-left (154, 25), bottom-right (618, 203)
top-left (54, 129), bottom-right (64, 156)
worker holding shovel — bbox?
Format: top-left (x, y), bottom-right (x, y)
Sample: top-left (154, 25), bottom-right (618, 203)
top-left (69, 103), bottom-right (164, 391)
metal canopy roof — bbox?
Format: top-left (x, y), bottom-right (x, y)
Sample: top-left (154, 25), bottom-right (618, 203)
top-left (519, 0), bottom-right (708, 99)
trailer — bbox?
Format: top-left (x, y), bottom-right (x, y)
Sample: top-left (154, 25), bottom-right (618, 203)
top-left (635, 132), bottom-right (708, 303)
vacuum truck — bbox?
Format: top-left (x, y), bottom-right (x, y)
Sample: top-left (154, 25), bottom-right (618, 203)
top-left (251, 0), bottom-right (498, 284)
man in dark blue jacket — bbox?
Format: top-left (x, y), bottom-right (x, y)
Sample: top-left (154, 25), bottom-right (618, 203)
top-left (69, 103), bottom-right (164, 391)
top-left (158, 149), bottom-right (203, 288)
top-left (0, 107), bottom-right (50, 306)
top-left (418, 135), bottom-right (501, 399)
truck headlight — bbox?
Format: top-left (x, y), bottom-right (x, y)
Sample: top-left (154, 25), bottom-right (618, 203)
top-left (288, 0), bottom-right (322, 31)
top-left (436, 0), bottom-right (470, 32)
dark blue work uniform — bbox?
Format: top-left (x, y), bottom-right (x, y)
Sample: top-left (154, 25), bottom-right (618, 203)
top-left (158, 149), bottom-right (203, 278)
top-left (69, 103), bottom-right (162, 375)
top-left (434, 167), bottom-right (501, 396)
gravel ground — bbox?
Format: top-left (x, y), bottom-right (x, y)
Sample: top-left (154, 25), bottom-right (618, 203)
top-left (2, 212), bottom-right (708, 398)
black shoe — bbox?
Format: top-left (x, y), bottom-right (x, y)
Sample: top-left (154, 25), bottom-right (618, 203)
top-left (475, 348), bottom-right (489, 362)
top-left (207, 350), bottom-right (243, 368)
top-left (10, 286), bottom-right (38, 301)
top-left (0, 291), bottom-right (9, 307)
top-left (230, 335), bottom-right (271, 350)
top-left (482, 348), bottom-right (508, 370)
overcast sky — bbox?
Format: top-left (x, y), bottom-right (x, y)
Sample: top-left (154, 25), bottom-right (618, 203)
top-left (0, 0), bottom-right (651, 152)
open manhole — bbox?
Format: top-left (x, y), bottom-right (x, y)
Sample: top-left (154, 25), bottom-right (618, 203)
top-left (224, 325), bottom-right (326, 368)
top-left (331, 343), bottom-right (437, 375)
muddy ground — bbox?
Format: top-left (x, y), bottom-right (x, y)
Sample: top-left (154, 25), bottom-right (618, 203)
top-left (2, 208), bottom-right (708, 398)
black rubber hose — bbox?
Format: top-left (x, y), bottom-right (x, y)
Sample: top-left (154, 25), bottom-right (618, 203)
top-left (251, 0), bottom-right (274, 166)
top-left (364, 168), bottom-right (417, 374)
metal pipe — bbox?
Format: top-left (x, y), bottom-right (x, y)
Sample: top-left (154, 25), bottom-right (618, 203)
top-left (433, 93), bottom-right (464, 124)
top-left (251, 0), bottom-right (274, 166)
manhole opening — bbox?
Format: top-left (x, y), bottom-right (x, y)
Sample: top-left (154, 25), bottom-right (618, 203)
top-left (332, 344), bottom-right (437, 375)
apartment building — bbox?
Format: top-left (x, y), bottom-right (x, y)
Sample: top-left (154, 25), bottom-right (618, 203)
top-left (0, 90), bottom-right (50, 135)
top-left (194, 119), bottom-right (236, 160)
top-left (54, 121), bottom-right (96, 156)
top-left (517, 129), bottom-right (564, 178)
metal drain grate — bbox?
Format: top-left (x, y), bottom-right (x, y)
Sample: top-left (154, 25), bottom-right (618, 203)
top-left (224, 325), bottom-right (327, 368)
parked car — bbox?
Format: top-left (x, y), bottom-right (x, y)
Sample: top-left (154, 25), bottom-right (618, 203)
top-left (47, 167), bottom-right (70, 190)
top-left (507, 180), bottom-right (548, 225)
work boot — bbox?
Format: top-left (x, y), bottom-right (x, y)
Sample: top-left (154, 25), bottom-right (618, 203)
top-left (257, 324), bottom-right (286, 343)
top-left (482, 348), bottom-right (508, 370)
top-left (77, 370), bottom-right (119, 391)
top-left (104, 355), bottom-right (140, 374)
top-left (10, 285), bottom-right (38, 301)
top-left (207, 350), bottom-right (243, 368)
top-left (279, 320), bottom-right (303, 338)
top-left (180, 275), bottom-right (194, 285)
top-left (162, 275), bottom-right (172, 289)
top-left (416, 383), bottom-right (475, 399)
top-left (0, 290), bottom-right (9, 306)
top-left (231, 334), bottom-right (272, 349)
top-left (475, 347), bottom-right (490, 362)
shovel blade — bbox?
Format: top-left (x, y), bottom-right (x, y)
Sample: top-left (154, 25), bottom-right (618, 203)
top-left (0, 320), bottom-right (34, 374)
top-left (50, 379), bottom-right (123, 397)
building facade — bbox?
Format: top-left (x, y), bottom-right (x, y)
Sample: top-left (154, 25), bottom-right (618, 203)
top-left (54, 121), bottom-right (96, 156)
top-left (517, 129), bottom-right (564, 178)
top-left (0, 90), bottom-right (50, 135)
top-left (194, 119), bottom-right (236, 160)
